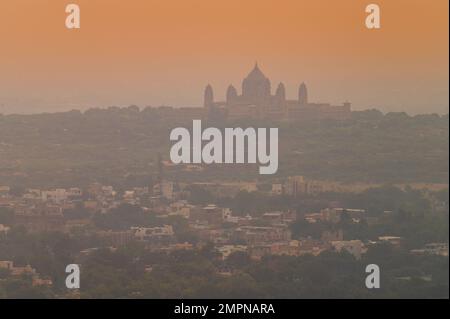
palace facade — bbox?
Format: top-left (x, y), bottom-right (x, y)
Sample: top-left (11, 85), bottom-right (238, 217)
top-left (204, 63), bottom-right (351, 121)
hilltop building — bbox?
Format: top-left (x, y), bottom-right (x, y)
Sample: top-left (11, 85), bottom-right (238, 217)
top-left (204, 63), bottom-right (351, 121)
top-left (141, 63), bottom-right (351, 122)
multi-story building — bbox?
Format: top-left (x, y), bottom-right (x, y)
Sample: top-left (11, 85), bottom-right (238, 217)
top-left (131, 225), bottom-right (175, 243)
top-left (234, 226), bottom-right (291, 245)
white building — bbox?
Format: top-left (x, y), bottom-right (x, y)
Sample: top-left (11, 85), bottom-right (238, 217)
top-left (0, 224), bottom-right (10, 235)
top-left (42, 189), bottom-right (68, 203)
top-left (131, 225), bottom-right (174, 242)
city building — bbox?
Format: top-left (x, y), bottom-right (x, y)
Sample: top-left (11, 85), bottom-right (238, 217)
top-left (131, 225), bottom-right (175, 243)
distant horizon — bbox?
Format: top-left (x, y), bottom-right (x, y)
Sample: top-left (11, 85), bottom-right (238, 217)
top-left (0, 0), bottom-right (448, 116)
top-left (0, 62), bottom-right (448, 115)
top-left (1, 103), bottom-right (448, 117)
top-left (0, 62), bottom-right (448, 116)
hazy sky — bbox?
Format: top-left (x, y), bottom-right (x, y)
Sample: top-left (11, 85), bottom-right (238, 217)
top-left (0, 0), bottom-right (448, 114)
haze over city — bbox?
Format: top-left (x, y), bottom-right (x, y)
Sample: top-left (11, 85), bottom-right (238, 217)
top-left (0, 0), bottom-right (448, 301)
top-left (0, 0), bottom-right (448, 115)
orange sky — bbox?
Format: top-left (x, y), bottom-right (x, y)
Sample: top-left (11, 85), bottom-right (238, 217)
top-left (0, 0), bottom-right (448, 114)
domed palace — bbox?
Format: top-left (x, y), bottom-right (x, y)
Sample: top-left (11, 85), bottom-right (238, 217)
top-left (204, 63), bottom-right (351, 121)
